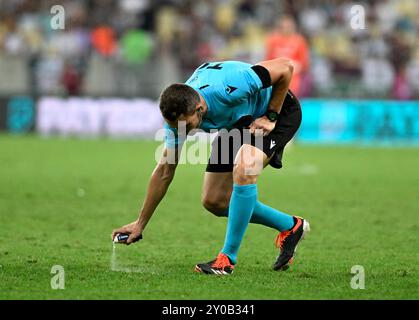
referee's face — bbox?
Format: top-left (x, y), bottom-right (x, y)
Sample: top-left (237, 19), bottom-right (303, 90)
top-left (170, 111), bottom-right (201, 134)
top-left (166, 102), bottom-right (205, 134)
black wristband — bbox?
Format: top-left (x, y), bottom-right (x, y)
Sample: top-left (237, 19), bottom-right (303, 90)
top-left (265, 109), bottom-right (279, 122)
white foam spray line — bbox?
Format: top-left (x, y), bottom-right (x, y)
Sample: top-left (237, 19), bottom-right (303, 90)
top-left (110, 244), bottom-right (155, 274)
top-left (111, 243), bottom-right (118, 271)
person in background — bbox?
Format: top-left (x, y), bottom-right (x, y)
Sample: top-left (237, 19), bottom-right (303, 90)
top-left (265, 15), bottom-right (310, 97)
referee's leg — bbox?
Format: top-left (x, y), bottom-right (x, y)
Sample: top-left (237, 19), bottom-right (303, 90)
top-left (202, 172), bottom-right (232, 217)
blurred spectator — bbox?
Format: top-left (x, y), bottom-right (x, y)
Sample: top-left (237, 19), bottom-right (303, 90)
top-left (120, 29), bottom-right (153, 65)
top-left (265, 15), bottom-right (310, 96)
top-left (361, 56), bottom-right (394, 96)
top-left (91, 25), bottom-right (117, 57)
top-left (62, 61), bottom-right (82, 96)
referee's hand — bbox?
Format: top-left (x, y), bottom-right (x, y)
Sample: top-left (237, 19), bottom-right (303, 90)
top-left (249, 116), bottom-right (276, 136)
top-left (112, 221), bottom-right (143, 245)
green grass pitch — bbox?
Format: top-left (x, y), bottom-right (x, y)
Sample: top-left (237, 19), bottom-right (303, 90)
top-left (0, 135), bottom-right (418, 299)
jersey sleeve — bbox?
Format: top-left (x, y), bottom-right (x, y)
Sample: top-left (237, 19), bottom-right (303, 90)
top-left (222, 65), bottom-right (270, 101)
top-left (240, 66), bottom-right (266, 95)
top-left (164, 122), bottom-right (186, 149)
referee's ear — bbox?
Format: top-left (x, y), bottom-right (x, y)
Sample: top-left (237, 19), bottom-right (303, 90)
top-left (195, 94), bottom-right (206, 113)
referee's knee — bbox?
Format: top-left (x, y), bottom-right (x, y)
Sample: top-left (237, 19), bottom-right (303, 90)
top-left (233, 162), bottom-right (259, 185)
top-left (233, 145), bottom-right (263, 185)
top-left (202, 197), bottom-right (228, 217)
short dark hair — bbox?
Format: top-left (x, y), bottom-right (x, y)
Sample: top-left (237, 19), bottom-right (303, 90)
top-left (159, 83), bottom-right (200, 121)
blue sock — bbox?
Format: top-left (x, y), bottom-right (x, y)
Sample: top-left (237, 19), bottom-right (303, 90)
top-left (221, 184), bottom-right (257, 264)
top-left (251, 201), bottom-right (294, 231)
top-left (220, 202), bottom-right (294, 232)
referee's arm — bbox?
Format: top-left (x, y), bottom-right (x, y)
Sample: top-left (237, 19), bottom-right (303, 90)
top-left (254, 58), bottom-right (294, 114)
top-left (136, 147), bottom-right (180, 230)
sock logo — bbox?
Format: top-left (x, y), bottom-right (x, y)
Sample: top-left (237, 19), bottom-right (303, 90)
top-left (270, 140), bottom-right (276, 149)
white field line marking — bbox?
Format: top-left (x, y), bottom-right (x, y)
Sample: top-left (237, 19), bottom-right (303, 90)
top-left (298, 164), bottom-right (319, 175)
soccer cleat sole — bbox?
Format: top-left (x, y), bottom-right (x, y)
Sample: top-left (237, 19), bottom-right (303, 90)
top-left (194, 265), bottom-right (232, 275)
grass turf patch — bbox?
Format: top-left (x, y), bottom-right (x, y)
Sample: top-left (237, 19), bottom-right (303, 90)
top-left (0, 135), bottom-right (418, 299)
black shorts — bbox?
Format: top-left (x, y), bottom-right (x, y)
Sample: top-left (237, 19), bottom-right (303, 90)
top-left (206, 90), bottom-right (302, 172)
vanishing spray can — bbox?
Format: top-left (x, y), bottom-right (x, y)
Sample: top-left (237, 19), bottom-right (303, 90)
top-left (113, 233), bottom-right (143, 244)
top-left (113, 233), bottom-right (129, 243)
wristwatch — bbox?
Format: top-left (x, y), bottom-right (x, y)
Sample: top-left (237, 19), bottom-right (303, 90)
top-left (265, 109), bottom-right (280, 122)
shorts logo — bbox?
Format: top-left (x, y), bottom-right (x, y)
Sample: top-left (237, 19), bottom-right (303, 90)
top-left (270, 140), bottom-right (276, 149)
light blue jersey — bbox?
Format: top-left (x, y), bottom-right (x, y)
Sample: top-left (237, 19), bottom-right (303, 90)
top-left (165, 61), bottom-right (272, 148)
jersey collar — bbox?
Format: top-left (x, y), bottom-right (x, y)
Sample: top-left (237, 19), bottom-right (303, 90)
top-left (196, 88), bottom-right (212, 126)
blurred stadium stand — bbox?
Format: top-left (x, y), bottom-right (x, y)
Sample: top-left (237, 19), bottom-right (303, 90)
top-left (0, 0), bottom-right (417, 143)
top-left (0, 55), bottom-right (30, 95)
top-left (0, 0), bottom-right (418, 100)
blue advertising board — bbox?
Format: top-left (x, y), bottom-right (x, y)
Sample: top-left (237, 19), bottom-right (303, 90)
top-left (7, 96), bottom-right (35, 133)
top-left (298, 99), bottom-right (419, 145)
